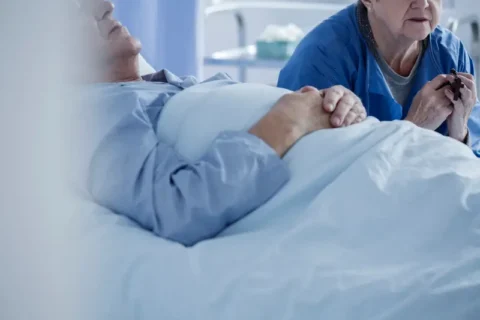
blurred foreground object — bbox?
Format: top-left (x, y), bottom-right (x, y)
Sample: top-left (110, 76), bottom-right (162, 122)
top-left (0, 1), bottom-right (87, 319)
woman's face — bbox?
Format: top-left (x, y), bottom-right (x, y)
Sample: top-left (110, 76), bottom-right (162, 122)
top-left (366, 0), bottom-right (442, 41)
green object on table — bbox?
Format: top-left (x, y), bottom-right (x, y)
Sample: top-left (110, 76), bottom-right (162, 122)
top-left (255, 40), bottom-right (298, 60)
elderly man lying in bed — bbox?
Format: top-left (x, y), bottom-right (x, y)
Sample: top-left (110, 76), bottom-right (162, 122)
top-left (78, 1), bottom-right (480, 247)
top-left (77, 1), bottom-right (367, 243)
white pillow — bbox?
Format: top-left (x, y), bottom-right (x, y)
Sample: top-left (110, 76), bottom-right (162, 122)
top-left (138, 54), bottom-right (156, 76)
top-left (157, 80), bottom-right (290, 161)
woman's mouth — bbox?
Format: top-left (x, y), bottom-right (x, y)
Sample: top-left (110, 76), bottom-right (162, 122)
top-left (409, 18), bottom-right (429, 23)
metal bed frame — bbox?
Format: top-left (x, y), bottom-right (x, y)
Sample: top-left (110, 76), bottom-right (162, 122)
top-left (203, 1), bottom-right (346, 82)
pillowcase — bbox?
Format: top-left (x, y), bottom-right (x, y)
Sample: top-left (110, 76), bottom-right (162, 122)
top-left (157, 80), bottom-right (290, 161)
top-left (138, 54), bottom-right (156, 76)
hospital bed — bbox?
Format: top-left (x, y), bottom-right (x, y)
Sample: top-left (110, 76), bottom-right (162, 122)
top-left (77, 64), bottom-right (480, 319)
top-left (203, 1), bottom-right (346, 82)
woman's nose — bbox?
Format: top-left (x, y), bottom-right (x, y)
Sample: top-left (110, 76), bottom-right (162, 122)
top-left (411, 0), bottom-right (429, 9)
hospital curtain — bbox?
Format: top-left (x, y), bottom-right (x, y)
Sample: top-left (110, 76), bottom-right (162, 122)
top-left (111, 0), bottom-right (203, 78)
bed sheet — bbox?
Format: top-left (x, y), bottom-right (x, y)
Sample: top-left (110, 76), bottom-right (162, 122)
top-left (76, 82), bottom-right (480, 320)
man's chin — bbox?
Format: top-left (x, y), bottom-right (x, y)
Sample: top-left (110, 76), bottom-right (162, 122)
top-left (131, 37), bottom-right (142, 55)
top-left (110, 41), bottom-right (142, 60)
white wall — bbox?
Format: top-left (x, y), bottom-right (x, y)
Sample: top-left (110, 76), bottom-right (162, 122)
top-left (448, 0), bottom-right (480, 53)
top-left (202, 0), bottom-right (480, 84)
top-left (202, 0), bottom-right (352, 83)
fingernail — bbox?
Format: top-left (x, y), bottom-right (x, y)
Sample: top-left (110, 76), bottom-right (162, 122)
top-left (333, 117), bottom-right (341, 126)
top-left (327, 104), bottom-right (334, 111)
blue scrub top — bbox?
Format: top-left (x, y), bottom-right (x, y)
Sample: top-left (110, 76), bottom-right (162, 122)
top-left (278, 3), bottom-right (480, 153)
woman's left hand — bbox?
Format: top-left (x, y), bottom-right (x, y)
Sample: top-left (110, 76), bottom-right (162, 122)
top-left (321, 85), bottom-right (367, 127)
top-left (445, 72), bottom-right (477, 142)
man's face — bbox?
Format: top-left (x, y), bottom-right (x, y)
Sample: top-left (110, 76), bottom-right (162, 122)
top-left (74, 0), bottom-right (142, 81)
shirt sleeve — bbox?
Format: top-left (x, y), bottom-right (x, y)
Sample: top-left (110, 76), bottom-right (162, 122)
top-left (88, 127), bottom-right (290, 246)
top-left (277, 45), bottom-right (350, 91)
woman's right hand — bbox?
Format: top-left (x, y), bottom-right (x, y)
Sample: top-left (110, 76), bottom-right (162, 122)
top-left (405, 74), bottom-right (454, 130)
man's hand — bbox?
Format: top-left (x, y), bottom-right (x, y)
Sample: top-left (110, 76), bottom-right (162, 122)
top-left (248, 86), bottom-right (362, 157)
top-left (272, 86), bottom-right (333, 135)
top-left (405, 74), bottom-right (454, 130)
top-left (445, 72), bottom-right (477, 142)
top-left (321, 85), bottom-right (367, 127)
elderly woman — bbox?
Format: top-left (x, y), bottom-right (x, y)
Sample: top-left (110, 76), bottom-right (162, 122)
top-left (278, 0), bottom-right (480, 148)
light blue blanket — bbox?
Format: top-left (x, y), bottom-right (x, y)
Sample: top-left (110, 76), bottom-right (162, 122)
top-left (76, 81), bottom-right (480, 320)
